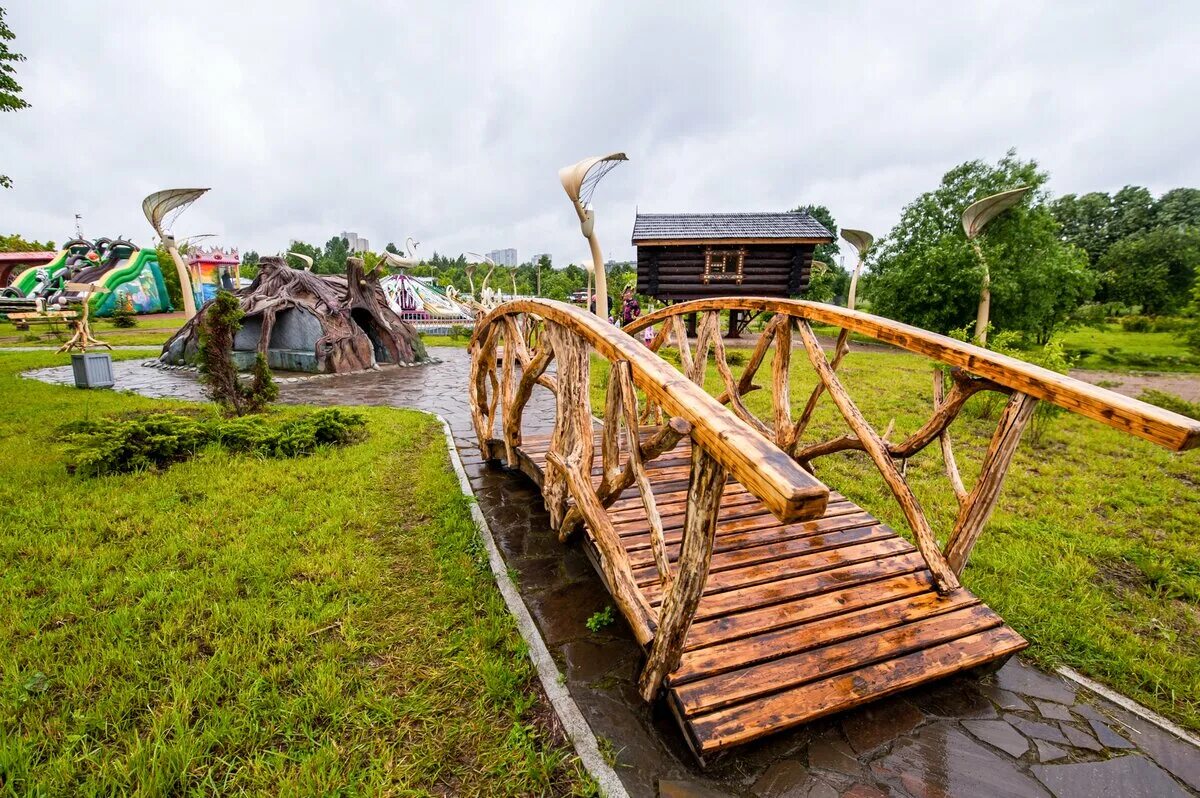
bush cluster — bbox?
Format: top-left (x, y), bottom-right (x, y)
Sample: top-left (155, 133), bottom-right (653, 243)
top-left (1118, 315), bottom-right (1191, 333)
top-left (63, 409), bottom-right (367, 476)
top-left (1139, 389), bottom-right (1200, 421)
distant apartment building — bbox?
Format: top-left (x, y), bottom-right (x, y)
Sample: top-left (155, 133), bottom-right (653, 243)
top-left (529, 252), bottom-right (551, 266)
top-left (341, 231), bottom-right (371, 253)
top-left (486, 248), bottom-right (518, 267)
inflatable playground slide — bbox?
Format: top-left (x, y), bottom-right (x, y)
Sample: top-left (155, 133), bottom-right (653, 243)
top-left (4, 238), bottom-right (173, 316)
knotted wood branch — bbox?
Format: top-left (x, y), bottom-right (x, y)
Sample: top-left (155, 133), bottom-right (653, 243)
top-left (542, 323), bottom-right (594, 532)
top-left (795, 320), bottom-right (960, 594)
top-left (788, 328), bottom-right (852, 453)
top-left (546, 450), bottom-right (656, 645)
top-left (944, 391), bottom-right (1038, 575)
top-left (469, 323), bottom-right (500, 455)
top-left (559, 416), bottom-right (692, 540)
top-left (615, 361), bottom-right (673, 592)
top-left (934, 369), bottom-right (969, 506)
top-left (639, 444), bottom-right (726, 700)
top-left (791, 370), bottom-right (1005, 464)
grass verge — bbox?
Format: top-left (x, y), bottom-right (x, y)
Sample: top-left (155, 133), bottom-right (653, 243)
top-left (1061, 324), bottom-right (1198, 372)
top-left (591, 348), bottom-right (1200, 731)
top-left (0, 351), bottom-right (594, 796)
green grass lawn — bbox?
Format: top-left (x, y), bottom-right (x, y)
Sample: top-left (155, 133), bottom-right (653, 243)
top-left (0, 351), bottom-right (593, 796)
top-left (591, 348), bottom-right (1200, 731)
top-left (1060, 323), bottom-right (1198, 372)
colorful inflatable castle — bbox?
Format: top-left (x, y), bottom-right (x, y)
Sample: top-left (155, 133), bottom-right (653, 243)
top-left (1, 238), bottom-right (173, 316)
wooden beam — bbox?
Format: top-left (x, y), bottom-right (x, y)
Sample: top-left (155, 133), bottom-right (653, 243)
top-left (626, 297), bottom-right (1200, 452)
top-left (470, 301), bottom-right (832, 525)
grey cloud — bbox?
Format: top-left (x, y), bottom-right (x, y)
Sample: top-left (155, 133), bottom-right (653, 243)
top-left (2, 1), bottom-right (1198, 267)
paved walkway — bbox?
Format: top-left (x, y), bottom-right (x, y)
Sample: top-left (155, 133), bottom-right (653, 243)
top-left (25, 349), bottom-right (1200, 797)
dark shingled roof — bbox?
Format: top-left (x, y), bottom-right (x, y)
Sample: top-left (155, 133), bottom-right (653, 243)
top-left (632, 211), bottom-right (834, 243)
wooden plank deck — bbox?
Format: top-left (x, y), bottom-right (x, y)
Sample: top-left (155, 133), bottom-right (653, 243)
top-left (488, 430), bottom-right (1027, 759)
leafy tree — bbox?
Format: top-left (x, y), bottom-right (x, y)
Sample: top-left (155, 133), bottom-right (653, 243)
top-left (385, 242), bottom-right (400, 255)
top-left (0, 232), bottom-right (53, 251)
top-left (869, 150), bottom-right (1094, 343)
top-left (792, 204), bottom-right (849, 303)
top-left (1097, 227), bottom-right (1200, 314)
top-left (238, 249), bottom-right (260, 280)
top-left (1051, 191), bottom-right (1117, 266)
top-left (0, 7), bottom-right (30, 189)
top-left (315, 236), bottom-right (349, 274)
top-left (1155, 188), bottom-right (1200, 230)
top-left (155, 245), bottom-right (184, 308)
top-left (1109, 185), bottom-right (1157, 243)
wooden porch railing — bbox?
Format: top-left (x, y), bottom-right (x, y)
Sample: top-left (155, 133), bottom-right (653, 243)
top-left (468, 299), bottom-right (830, 698)
top-left (625, 297), bottom-right (1200, 595)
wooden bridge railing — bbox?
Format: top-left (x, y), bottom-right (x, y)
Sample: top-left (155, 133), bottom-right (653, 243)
top-left (468, 299), bottom-right (830, 699)
top-left (625, 297), bottom-right (1200, 597)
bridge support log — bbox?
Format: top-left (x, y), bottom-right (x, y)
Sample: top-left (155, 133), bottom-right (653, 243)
top-left (944, 392), bottom-right (1038, 575)
top-left (639, 444), bottom-right (727, 701)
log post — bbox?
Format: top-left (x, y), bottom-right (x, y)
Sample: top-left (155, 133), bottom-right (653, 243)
top-left (639, 443), bottom-right (726, 700)
top-left (544, 323), bottom-right (594, 533)
top-left (944, 392), bottom-right (1038, 575)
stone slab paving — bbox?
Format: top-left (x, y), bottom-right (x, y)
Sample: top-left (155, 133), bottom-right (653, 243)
top-left (25, 348), bottom-right (1200, 797)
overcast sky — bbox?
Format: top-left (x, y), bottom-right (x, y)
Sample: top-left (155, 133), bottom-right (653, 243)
top-left (2, 1), bottom-right (1198, 266)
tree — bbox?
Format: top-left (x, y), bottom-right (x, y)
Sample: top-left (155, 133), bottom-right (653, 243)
top-left (315, 235), bottom-right (349, 274)
top-left (0, 233), bottom-right (53, 251)
top-left (1097, 227), bottom-right (1200, 314)
top-left (0, 7), bottom-right (30, 189)
top-left (869, 150), bottom-right (1094, 343)
top-left (1051, 191), bottom-right (1116, 266)
top-left (792, 203), bottom-right (849, 303)
top-left (1155, 188), bottom-right (1200, 230)
top-left (155, 245), bottom-right (184, 308)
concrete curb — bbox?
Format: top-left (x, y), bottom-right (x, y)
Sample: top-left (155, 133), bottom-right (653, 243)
top-left (1057, 666), bottom-right (1200, 749)
top-left (434, 414), bottom-right (630, 798)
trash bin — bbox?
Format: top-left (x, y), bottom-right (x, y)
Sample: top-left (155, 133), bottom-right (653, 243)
top-left (71, 352), bottom-right (114, 389)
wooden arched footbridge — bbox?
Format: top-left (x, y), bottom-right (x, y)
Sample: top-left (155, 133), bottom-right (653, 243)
top-left (468, 297), bottom-right (1199, 761)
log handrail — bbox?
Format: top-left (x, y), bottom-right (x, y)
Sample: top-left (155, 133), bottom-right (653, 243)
top-left (624, 297), bottom-right (1199, 593)
top-left (626, 297), bottom-right (1200, 452)
top-left (469, 298), bottom-right (831, 700)
top-left (470, 299), bottom-right (830, 522)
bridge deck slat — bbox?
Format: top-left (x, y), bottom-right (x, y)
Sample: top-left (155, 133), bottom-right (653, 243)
top-left (497, 432), bottom-right (1026, 757)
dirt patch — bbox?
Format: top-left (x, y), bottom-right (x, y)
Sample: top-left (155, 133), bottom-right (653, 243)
top-left (1071, 370), bottom-right (1200, 403)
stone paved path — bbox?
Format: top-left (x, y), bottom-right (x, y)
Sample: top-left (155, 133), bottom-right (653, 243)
top-left (26, 349), bottom-right (1200, 797)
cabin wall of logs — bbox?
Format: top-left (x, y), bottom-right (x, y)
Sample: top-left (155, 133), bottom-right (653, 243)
top-left (635, 244), bottom-right (817, 301)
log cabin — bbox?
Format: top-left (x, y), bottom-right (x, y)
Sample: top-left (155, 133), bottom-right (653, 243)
top-left (633, 211), bottom-right (834, 336)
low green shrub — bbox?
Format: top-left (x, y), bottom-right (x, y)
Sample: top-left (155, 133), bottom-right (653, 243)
top-left (1138, 389), bottom-right (1200, 421)
top-left (63, 409), bottom-right (367, 476)
top-left (110, 294), bottom-right (138, 328)
top-left (1120, 315), bottom-right (1154, 333)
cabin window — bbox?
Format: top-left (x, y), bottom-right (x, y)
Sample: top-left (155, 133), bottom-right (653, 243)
top-left (703, 248), bottom-right (745, 284)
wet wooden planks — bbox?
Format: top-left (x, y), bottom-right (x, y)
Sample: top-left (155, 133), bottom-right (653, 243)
top-left (490, 431), bottom-right (1027, 759)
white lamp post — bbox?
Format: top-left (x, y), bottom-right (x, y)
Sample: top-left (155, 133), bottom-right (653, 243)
top-left (840, 229), bottom-right (874, 311)
top-left (142, 188), bottom-right (210, 319)
top-left (961, 187), bottom-right (1031, 345)
top-left (558, 153), bottom-right (627, 321)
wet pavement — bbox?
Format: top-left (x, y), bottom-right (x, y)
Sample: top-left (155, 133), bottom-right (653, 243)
top-left (25, 348), bottom-right (1200, 797)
